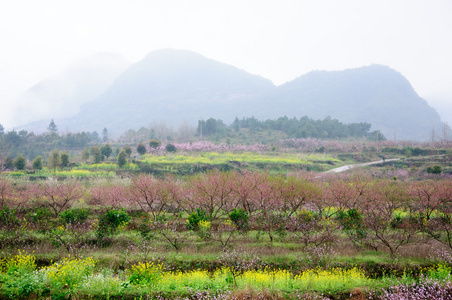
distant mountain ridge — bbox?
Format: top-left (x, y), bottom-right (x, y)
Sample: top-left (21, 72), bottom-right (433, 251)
top-left (267, 65), bottom-right (442, 140)
top-left (17, 49), bottom-right (444, 141)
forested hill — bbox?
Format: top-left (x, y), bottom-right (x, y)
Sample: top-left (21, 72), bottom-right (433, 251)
top-left (19, 49), bottom-right (443, 141)
top-left (268, 65), bottom-right (443, 141)
top-left (198, 116), bottom-right (383, 141)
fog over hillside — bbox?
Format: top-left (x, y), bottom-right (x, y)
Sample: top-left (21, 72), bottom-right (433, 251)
top-left (15, 49), bottom-right (445, 141)
top-left (12, 53), bottom-right (130, 128)
top-left (2, 1), bottom-right (452, 135)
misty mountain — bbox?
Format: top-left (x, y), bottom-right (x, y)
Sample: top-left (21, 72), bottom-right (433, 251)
top-left (262, 65), bottom-right (444, 140)
top-left (60, 49), bottom-right (275, 132)
top-left (13, 53), bottom-right (130, 129)
top-left (19, 49), bottom-right (444, 141)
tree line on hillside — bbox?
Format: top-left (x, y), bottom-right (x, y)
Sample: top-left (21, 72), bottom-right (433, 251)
top-left (197, 116), bottom-right (386, 140)
top-left (0, 118), bottom-right (181, 171)
top-left (0, 122), bottom-right (102, 160)
top-left (0, 143), bottom-right (138, 172)
top-left (1, 115), bottom-right (383, 163)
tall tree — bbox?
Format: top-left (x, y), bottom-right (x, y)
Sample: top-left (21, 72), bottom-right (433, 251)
top-left (2, 156), bottom-right (13, 171)
top-left (81, 148), bottom-right (90, 162)
top-left (100, 144), bottom-right (113, 160)
top-left (165, 143), bottom-right (176, 153)
top-left (14, 154), bottom-right (26, 170)
top-left (32, 156), bottom-right (43, 170)
top-left (149, 139), bottom-right (161, 149)
top-left (48, 119), bottom-right (58, 132)
top-left (90, 146), bottom-right (102, 164)
top-left (124, 146), bottom-right (132, 158)
top-left (117, 149), bottom-right (127, 167)
top-left (102, 127), bottom-right (109, 143)
top-left (4, 131), bottom-right (22, 148)
top-left (48, 149), bottom-right (61, 173)
top-left (137, 143), bottom-right (147, 155)
top-left (60, 151), bottom-right (70, 168)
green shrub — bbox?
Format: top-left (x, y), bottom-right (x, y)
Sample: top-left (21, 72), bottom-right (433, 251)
top-left (26, 207), bottom-right (54, 232)
top-left (0, 207), bottom-right (18, 226)
top-left (336, 208), bottom-right (367, 245)
top-left (117, 149), bottom-right (128, 167)
top-left (3, 156), bottom-right (14, 170)
top-left (297, 209), bottom-right (316, 223)
top-left (149, 139), bottom-right (161, 149)
top-left (228, 208), bottom-right (249, 232)
top-left (96, 208), bottom-right (130, 239)
top-left (137, 143), bottom-right (147, 155)
top-left (196, 220), bottom-right (212, 240)
top-left (186, 209), bottom-right (207, 230)
top-left (427, 165), bottom-right (442, 174)
top-left (13, 154), bottom-right (27, 170)
top-left (165, 143), bottom-right (177, 153)
top-left (32, 156), bottom-right (43, 170)
top-left (59, 208), bottom-right (90, 224)
top-left (60, 151), bottom-right (70, 168)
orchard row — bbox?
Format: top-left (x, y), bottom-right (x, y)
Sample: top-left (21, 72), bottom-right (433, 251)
top-left (1, 171), bottom-right (452, 257)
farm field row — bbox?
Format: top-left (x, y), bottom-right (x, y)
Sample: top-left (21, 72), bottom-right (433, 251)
top-left (1, 170), bottom-right (452, 298)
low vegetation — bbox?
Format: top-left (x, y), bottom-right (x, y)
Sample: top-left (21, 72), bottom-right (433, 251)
top-left (0, 167), bottom-right (452, 298)
top-left (1, 118), bottom-right (452, 298)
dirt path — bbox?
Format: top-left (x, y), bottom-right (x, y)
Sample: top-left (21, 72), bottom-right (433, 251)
top-left (324, 158), bottom-right (400, 173)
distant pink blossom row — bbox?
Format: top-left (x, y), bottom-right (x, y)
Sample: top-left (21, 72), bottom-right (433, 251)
top-left (279, 138), bottom-right (452, 152)
top-left (141, 138), bottom-right (452, 154)
top-left (147, 141), bottom-right (270, 153)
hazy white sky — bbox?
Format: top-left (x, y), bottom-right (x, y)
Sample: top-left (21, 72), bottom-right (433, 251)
top-left (1, 0), bottom-right (452, 128)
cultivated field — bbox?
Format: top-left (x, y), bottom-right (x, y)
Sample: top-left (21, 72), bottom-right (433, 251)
top-left (1, 142), bottom-right (452, 299)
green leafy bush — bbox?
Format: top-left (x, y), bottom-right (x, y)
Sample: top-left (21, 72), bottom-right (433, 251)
top-left (137, 143), bottom-right (147, 155)
top-left (0, 207), bottom-right (18, 226)
top-left (59, 208), bottom-right (90, 224)
top-left (117, 150), bottom-right (128, 167)
top-left (427, 165), bottom-right (442, 174)
top-left (186, 209), bottom-right (207, 230)
top-left (229, 208), bottom-right (249, 232)
top-left (13, 154), bottom-right (26, 170)
top-left (26, 207), bottom-right (54, 232)
top-left (149, 139), bottom-right (161, 149)
top-left (165, 143), bottom-right (177, 152)
top-left (96, 208), bottom-right (130, 239)
top-left (336, 208), bottom-right (367, 245)
top-left (32, 156), bottom-right (43, 170)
